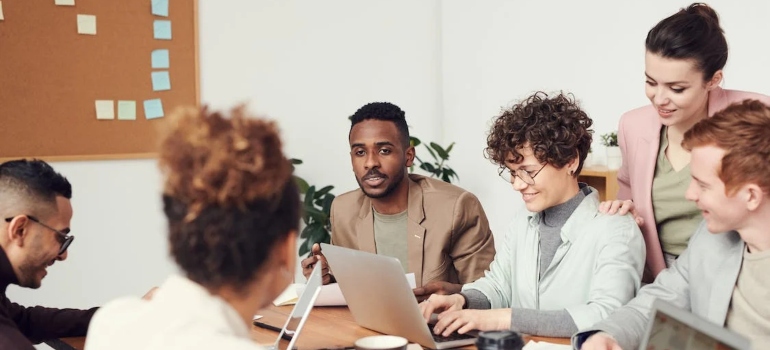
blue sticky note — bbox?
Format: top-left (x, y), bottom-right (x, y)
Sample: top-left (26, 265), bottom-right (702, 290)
top-left (153, 20), bottom-right (172, 40)
top-left (151, 49), bottom-right (169, 69)
top-left (151, 0), bottom-right (169, 17)
top-left (144, 99), bottom-right (164, 119)
top-left (151, 71), bottom-right (171, 91)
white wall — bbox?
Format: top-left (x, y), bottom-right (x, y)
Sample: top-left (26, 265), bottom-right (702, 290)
top-left (440, 0), bottom-right (770, 238)
top-left (7, 1), bottom-right (769, 326)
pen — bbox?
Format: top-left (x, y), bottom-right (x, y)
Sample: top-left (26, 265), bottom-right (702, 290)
top-left (253, 320), bottom-right (294, 341)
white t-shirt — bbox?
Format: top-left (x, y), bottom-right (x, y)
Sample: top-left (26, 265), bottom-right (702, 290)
top-left (85, 275), bottom-right (263, 350)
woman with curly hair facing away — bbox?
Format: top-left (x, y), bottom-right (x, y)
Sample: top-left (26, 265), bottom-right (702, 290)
top-left (419, 92), bottom-right (645, 337)
top-left (85, 106), bottom-right (300, 350)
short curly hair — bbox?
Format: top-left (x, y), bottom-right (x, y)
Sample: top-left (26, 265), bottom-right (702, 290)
top-left (158, 105), bottom-right (299, 292)
top-left (349, 102), bottom-right (410, 147)
top-left (486, 92), bottom-right (593, 176)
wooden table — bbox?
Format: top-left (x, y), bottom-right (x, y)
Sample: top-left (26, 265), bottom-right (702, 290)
top-left (61, 305), bottom-right (571, 349)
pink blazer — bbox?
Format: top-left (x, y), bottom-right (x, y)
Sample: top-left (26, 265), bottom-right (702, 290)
top-left (617, 87), bottom-right (770, 281)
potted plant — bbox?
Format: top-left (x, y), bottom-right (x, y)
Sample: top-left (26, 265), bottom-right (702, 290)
top-left (600, 132), bottom-right (621, 169)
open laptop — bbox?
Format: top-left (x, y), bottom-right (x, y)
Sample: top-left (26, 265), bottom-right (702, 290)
top-left (321, 243), bottom-right (477, 349)
top-left (267, 263), bottom-right (323, 350)
top-left (639, 299), bottom-right (751, 350)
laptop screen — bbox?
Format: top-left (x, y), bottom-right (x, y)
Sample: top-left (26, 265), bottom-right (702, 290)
top-left (273, 263), bottom-right (323, 350)
top-left (641, 299), bottom-right (750, 350)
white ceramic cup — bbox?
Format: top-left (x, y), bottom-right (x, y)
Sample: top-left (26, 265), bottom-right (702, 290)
top-left (354, 335), bottom-right (408, 350)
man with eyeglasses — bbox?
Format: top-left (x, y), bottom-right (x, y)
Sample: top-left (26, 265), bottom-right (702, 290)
top-left (0, 159), bottom-right (94, 348)
top-left (418, 92), bottom-right (645, 338)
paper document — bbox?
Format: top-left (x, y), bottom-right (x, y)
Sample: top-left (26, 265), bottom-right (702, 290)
top-left (273, 273), bottom-right (416, 307)
top-left (522, 340), bottom-right (571, 349)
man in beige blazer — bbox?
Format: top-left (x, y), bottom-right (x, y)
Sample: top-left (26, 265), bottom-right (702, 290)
top-left (302, 102), bottom-right (495, 300)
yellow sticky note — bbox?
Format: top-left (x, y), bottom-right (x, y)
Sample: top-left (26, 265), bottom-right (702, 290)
top-left (77, 14), bottom-right (96, 35)
top-left (117, 101), bottom-right (136, 120)
top-left (55, 0), bottom-right (75, 6)
top-left (0, 2), bottom-right (4, 21)
top-left (95, 100), bottom-right (114, 120)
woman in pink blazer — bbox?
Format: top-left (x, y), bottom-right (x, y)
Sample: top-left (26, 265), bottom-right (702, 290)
top-left (602, 3), bottom-right (770, 282)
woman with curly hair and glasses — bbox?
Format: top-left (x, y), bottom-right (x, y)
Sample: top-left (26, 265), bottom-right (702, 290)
top-left (85, 106), bottom-right (300, 350)
top-left (419, 92), bottom-right (645, 338)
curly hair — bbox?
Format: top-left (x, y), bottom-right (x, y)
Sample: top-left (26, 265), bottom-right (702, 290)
top-left (683, 99), bottom-right (770, 196)
top-left (349, 102), bottom-right (410, 147)
top-left (485, 92), bottom-right (593, 176)
top-left (158, 105), bottom-right (299, 292)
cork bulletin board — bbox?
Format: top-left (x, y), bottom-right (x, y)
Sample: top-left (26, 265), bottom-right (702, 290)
top-left (0, 0), bottom-right (199, 161)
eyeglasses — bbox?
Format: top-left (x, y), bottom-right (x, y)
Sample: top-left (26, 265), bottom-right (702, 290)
top-left (4, 216), bottom-right (74, 256)
top-left (498, 163), bottom-right (547, 186)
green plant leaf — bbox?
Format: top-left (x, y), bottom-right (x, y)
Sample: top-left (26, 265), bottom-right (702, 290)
top-left (420, 162), bottom-right (437, 173)
top-left (300, 225), bottom-right (314, 239)
top-left (293, 176), bottom-right (310, 194)
top-left (409, 136), bottom-right (421, 147)
top-left (430, 143), bottom-right (449, 160)
top-left (424, 144), bottom-right (438, 161)
top-left (290, 158), bottom-right (303, 165)
top-left (445, 142), bottom-right (455, 154)
top-left (304, 186), bottom-right (316, 208)
top-left (321, 194), bottom-right (335, 214)
top-left (441, 173), bottom-right (451, 183)
top-left (305, 206), bottom-right (327, 223)
top-left (299, 241), bottom-right (310, 256)
top-left (314, 185), bottom-right (334, 198)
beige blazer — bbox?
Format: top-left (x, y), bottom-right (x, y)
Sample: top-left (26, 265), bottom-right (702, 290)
top-left (329, 174), bottom-right (495, 287)
top-left (616, 87), bottom-right (770, 280)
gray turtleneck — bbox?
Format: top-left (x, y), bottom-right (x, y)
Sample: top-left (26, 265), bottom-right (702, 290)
top-left (461, 186), bottom-right (591, 337)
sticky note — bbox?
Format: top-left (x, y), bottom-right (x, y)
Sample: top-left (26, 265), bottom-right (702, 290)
top-left (151, 71), bottom-right (171, 91)
top-left (77, 14), bottom-right (97, 35)
top-left (151, 0), bottom-right (169, 17)
top-left (55, 0), bottom-right (75, 6)
top-left (153, 20), bottom-right (171, 40)
top-left (95, 100), bottom-right (115, 120)
top-left (144, 99), bottom-right (164, 119)
top-left (0, 2), bottom-right (4, 21)
top-left (117, 101), bottom-right (137, 120)
top-left (151, 49), bottom-right (169, 69)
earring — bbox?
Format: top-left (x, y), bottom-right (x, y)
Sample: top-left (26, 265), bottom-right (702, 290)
top-left (569, 170), bottom-right (574, 176)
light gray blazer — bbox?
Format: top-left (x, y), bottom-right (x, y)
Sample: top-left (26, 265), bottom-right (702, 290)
top-left (571, 221), bottom-right (744, 350)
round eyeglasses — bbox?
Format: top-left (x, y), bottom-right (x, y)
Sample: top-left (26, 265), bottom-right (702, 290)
top-left (498, 163), bottom-right (547, 186)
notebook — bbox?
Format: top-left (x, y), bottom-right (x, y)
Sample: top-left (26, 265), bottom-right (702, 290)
top-left (322, 243), bottom-right (477, 349)
top-left (639, 299), bottom-right (751, 350)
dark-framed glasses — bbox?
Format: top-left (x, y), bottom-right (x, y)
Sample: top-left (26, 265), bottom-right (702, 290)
top-left (498, 163), bottom-right (547, 186)
top-left (4, 216), bottom-right (74, 256)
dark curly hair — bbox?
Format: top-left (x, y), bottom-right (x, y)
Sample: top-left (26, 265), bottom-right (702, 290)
top-left (646, 3), bottom-right (727, 81)
top-left (349, 102), bottom-right (410, 147)
top-left (158, 105), bottom-right (300, 292)
top-left (485, 92), bottom-right (593, 176)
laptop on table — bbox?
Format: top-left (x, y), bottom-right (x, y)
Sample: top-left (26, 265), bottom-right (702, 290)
top-left (321, 243), bottom-right (477, 349)
top-left (264, 263), bottom-right (323, 350)
top-left (639, 299), bottom-right (751, 350)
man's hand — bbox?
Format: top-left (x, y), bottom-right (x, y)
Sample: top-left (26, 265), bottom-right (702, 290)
top-left (580, 332), bottom-right (623, 350)
top-left (300, 243), bottom-right (332, 284)
top-left (141, 287), bottom-right (159, 301)
top-left (598, 199), bottom-right (643, 226)
top-left (431, 309), bottom-right (511, 337)
top-left (413, 281), bottom-right (462, 302)
top-left (418, 294), bottom-right (465, 322)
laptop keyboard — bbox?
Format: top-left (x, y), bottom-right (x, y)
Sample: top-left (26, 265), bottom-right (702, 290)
top-left (428, 324), bottom-right (476, 342)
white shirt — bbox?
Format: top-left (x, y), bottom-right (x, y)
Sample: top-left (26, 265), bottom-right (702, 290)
top-left (85, 275), bottom-right (263, 350)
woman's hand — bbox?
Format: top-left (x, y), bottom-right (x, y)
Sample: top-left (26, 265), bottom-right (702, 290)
top-left (598, 200), bottom-right (643, 226)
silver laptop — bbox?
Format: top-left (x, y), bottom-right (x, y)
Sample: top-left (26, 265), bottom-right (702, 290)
top-left (321, 243), bottom-right (477, 349)
top-left (639, 299), bottom-right (751, 350)
top-left (269, 263), bottom-right (323, 350)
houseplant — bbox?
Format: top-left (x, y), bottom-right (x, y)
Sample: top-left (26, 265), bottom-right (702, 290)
top-left (600, 132), bottom-right (621, 169)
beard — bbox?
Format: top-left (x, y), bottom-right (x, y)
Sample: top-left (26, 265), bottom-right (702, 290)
top-left (356, 166), bottom-right (406, 199)
top-left (17, 259), bottom-right (45, 289)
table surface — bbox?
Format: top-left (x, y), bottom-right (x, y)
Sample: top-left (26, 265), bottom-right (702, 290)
top-left (62, 305), bottom-right (572, 349)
